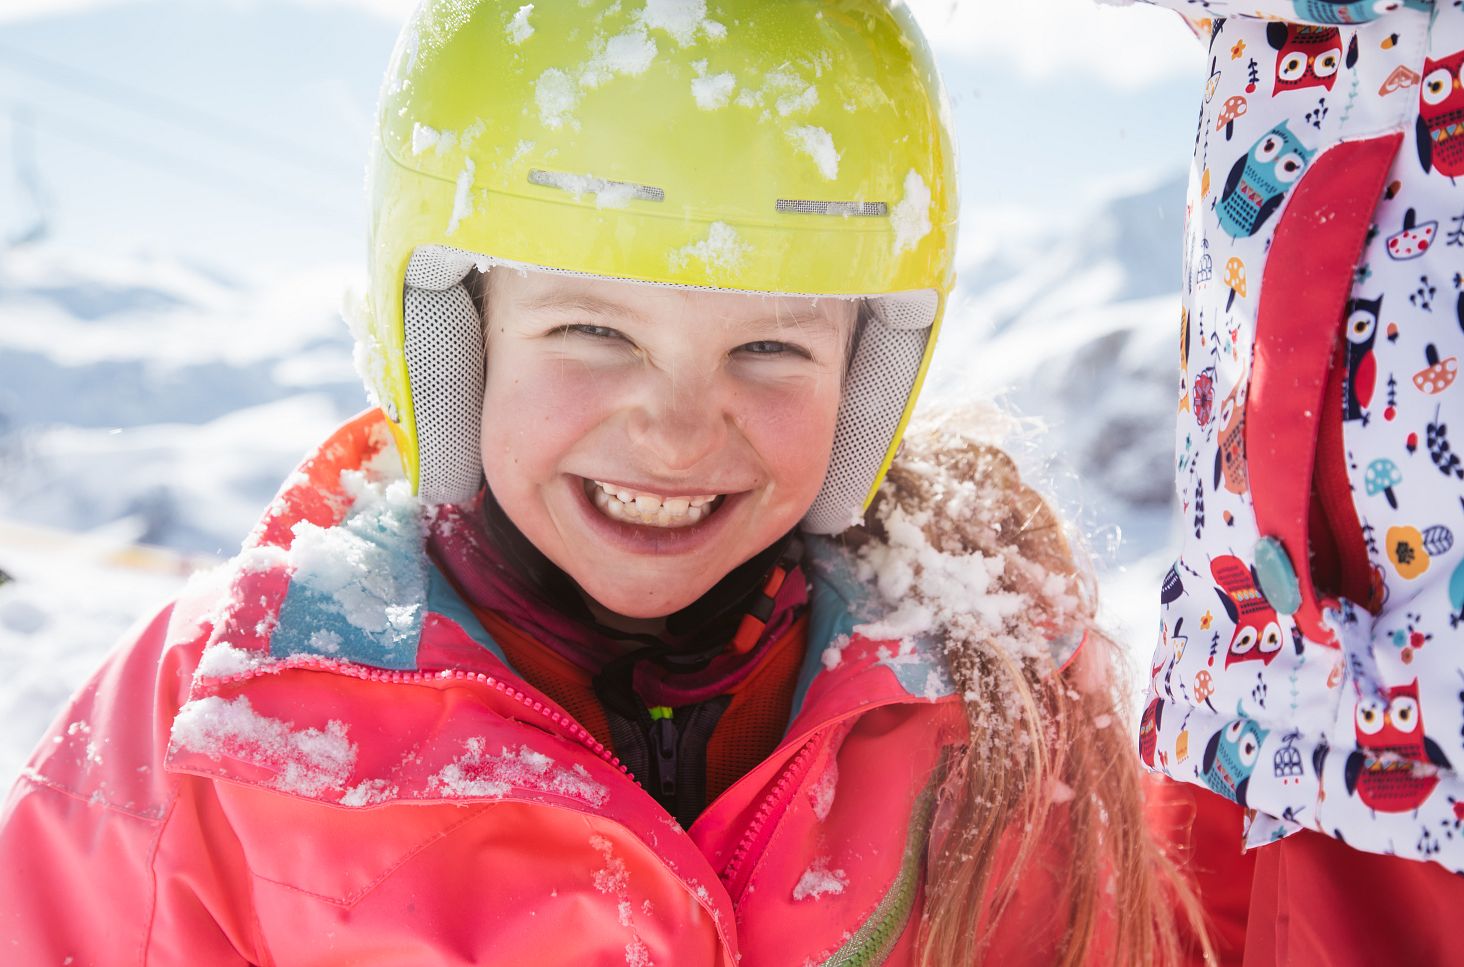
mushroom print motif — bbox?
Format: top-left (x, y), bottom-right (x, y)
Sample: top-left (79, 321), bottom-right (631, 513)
top-left (1343, 296), bottom-right (1380, 424)
top-left (1219, 122), bottom-right (1316, 238)
top-left (1366, 458), bottom-right (1404, 508)
top-left (1218, 95), bottom-right (1249, 140)
top-left (1267, 23), bottom-right (1354, 96)
top-left (1194, 669), bottom-right (1216, 706)
top-left (1417, 48), bottom-right (1464, 178)
top-left (1386, 208), bottom-right (1438, 259)
top-left (1204, 715), bottom-right (1270, 806)
top-left (1212, 554), bottom-right (1284, 668)
top-left (1412, 344), bottom-right (1458, 395)
top-left (1344, 680), bottom-right (1452, 814)
top-left (1224, 257), bottom-right (1247, 310)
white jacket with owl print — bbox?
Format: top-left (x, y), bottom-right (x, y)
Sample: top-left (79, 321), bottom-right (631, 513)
top-left (1122, 0), bottom-right (1464, 874)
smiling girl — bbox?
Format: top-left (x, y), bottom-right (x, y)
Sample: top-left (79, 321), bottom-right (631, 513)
top-left (0, 2), bottom-right (1205, 964)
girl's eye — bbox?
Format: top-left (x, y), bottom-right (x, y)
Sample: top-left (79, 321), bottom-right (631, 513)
top-left (737, 340), bottom-right (809, 359)
top-left (562, 323), bottom-right (628, 341)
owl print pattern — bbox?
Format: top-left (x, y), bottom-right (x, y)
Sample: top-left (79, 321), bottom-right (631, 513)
top-left (1133, 0), bottom-right (1464, 874)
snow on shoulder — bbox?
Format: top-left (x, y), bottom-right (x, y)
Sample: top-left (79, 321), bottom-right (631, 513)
top-left (171, 695), bottom-right (356, 798)
top-left (836, 408), bottom-right (1088, 694)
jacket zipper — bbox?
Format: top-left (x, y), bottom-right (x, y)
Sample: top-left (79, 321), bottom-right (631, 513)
top-left (649, 710), bottom-right (679, 803)
top-left (203, 657), bottom-right (633, 780)
top-left (719, 736), bottom-right (820, 897)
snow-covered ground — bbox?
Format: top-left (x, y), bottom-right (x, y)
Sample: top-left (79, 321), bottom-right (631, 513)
top-left (0, 1), bottom-right (1200, 784)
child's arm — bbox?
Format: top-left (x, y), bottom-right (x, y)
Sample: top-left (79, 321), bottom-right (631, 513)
top-left (0, 605), bottom-right (256, 964)
top-left (1105, 0), bottom-right (1431, 30)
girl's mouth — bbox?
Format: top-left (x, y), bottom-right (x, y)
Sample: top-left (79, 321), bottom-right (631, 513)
top-left (583, 478), bottom-right (727, 529)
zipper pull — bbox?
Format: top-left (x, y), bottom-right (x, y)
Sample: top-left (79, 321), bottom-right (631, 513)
top-left (649, 706), bottom-right (678, 802)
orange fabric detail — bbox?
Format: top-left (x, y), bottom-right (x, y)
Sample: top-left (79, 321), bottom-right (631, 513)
top-left (729, 565), bottom-right (790, 655)
top-left (705, 614), bottom-right (807, 803)
top-left (470, 604), bottom-right (808, 805)
top-left (474, 607), bottom-right (613, 752)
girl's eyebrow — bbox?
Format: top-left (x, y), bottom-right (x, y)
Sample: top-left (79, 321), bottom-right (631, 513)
top-left (521, 292), bottom-right (639, 319)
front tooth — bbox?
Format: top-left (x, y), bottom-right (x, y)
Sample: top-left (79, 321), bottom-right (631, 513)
top-left (664, 497), bottom-right (690, 515)
top-left (690, 495), bottom-right (714, 507)
top-left (635, 494), bottom-right (662, 513)
top-left (617, 490), bottom-right (634, 504)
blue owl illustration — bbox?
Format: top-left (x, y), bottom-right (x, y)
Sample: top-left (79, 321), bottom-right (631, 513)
top-left (1291, 0), bottom-right (1425, 23)
top-left (1203, 716), bottom-right (1270, 806)
top-left (1218, 122), bottom-right (1316, 238)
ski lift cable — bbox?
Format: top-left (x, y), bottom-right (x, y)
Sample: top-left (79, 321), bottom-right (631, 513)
top-left (0, 42), bottom-right (364, 179)
top-left (3, 98), bottom-right (359, 225)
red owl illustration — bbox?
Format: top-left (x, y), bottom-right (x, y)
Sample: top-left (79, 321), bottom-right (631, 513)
top-left (1344, 680), bottom-right (1452, 813)
top-left (1267, 23), bottom-right (1354, 96)
top-left (1211, 554), bottom-right (1282, 668)
top-left (1139, 697), bottom-right (1162, 768)
top-left (1417, 48), bottom-right (1464, 178)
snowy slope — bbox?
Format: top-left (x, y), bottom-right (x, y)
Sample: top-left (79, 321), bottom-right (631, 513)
top-left (0, 247), bottom-right (366, 552)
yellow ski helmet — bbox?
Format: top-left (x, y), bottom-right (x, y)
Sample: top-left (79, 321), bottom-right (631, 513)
top-left (362, 0), bottom-right (957, 534)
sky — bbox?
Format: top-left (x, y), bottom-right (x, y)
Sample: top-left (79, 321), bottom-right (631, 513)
top-left (0, 0), bottom-right (1201, 86)
top-left (0, 0), bottom-right (1204, 281)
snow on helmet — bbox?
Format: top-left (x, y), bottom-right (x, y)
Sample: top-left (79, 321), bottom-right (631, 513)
top-left (360, 0), bottom-right (957, 533)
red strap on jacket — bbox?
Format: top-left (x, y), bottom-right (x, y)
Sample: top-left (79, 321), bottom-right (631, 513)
top-left (1246, 133), bottom-right (1403, 643)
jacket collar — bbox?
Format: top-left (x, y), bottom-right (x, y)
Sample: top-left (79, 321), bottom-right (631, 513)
top-left (177, 410), bottom-right (957, 751)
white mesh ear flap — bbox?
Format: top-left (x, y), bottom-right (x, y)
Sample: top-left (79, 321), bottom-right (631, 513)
top-left (802, 304), bottom-right (933, 535)
top-left (403, 260), bottom-right (485, 505)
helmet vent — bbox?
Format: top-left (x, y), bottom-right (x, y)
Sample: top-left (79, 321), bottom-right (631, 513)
top-left (528, 169), bottom-right (665, 203)
top-left (776, 199), bottom-right (888, 217)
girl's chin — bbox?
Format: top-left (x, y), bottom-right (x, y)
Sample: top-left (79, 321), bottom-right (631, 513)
top-left (568, 562), bottom-right (721, 620)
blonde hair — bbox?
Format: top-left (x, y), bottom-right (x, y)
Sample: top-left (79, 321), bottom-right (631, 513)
top-left (847, 418), bottom-right (1210, 965)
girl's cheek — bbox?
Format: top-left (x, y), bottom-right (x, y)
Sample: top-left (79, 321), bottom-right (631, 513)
top-left (483, 356), bottom-right (628, 459)
top-left (731, 374), bottom-right (842, 443)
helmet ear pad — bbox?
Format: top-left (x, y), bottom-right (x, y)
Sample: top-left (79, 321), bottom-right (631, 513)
top-left (802, 296), bottom-right (934, 535)
top-left (404, 263), bottom-right (486, 506)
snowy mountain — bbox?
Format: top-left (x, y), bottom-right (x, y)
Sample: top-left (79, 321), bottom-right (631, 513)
top-left (0, 247), bottom-right (366, 552)
top-left (0, 0), bottom-right (1200, 783)
top-left (932, 171), bottom-right (1187, 517)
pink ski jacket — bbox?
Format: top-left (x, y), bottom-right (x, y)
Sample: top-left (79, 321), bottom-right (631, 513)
top-left (0, 411), bottom-right (1089, 966)
top-left (1131, 0), bottom-right (1464, 874)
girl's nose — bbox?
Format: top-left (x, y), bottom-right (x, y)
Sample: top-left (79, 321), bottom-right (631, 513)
top-left (626, 371), bottom-right (730, 473)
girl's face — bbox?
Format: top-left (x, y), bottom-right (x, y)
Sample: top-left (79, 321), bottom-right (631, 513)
top-left (480, 268), bottom-right (854, 619)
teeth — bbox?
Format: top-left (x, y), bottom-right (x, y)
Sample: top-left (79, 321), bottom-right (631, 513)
top-left (588, 479), bottom-right (724, 529)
